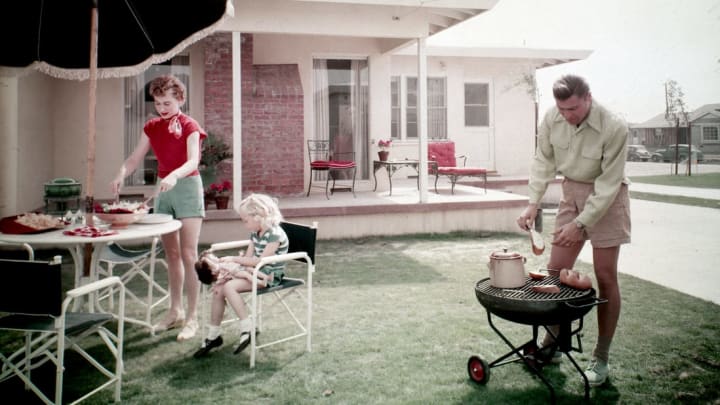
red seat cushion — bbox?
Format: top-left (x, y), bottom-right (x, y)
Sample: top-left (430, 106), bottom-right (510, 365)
top-left (311, 160), bottom-right (356, 169)
top-left (437, 167), bottom-right (486, 176)
top-left (427, 142), bottom-right (457, 167)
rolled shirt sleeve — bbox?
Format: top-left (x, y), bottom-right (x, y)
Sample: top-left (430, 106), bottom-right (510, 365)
top-left (528, 102), bottom-right (629, 227)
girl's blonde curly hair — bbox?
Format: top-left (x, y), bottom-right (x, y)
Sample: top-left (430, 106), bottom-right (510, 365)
top-left (235, 193), bottom-right (283, 229)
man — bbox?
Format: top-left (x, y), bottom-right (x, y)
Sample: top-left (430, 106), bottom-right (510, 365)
top-left (517, 74), bottom-right (631, 386)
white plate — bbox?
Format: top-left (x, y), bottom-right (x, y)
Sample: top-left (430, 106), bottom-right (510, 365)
top-left (137, 214), bottom-right (173, 224)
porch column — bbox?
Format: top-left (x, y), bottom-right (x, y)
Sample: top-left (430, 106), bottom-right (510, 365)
top-left (232, 31), bottom-right (242, 204)
top-left (0, 77), bottom-right (18, 216)
top-left (417, 37), bottom-right (429, 203)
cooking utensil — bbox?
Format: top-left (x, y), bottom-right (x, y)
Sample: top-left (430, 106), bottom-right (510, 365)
top-left (529, 228), bottom-right (545, 255)
top-left (487, 248), bottom-right (526, 288)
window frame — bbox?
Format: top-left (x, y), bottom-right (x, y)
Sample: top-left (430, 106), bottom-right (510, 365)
top-left (464, 82), bottom-right (490, 128)
top-left (390, 74), bottom-right (447, 141)
top-left (700, 125), bottom-right (720, 144)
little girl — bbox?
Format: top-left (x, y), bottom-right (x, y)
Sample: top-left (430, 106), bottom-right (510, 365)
top-left (194, 193), bottom-right (288, 358)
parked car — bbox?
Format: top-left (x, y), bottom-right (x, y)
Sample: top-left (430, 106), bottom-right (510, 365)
top-left (651, 144), bottom-right (704, 162)
top-left (627, 145), bottom-right (652, 161)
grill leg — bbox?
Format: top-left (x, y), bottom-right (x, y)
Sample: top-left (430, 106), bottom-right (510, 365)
top-left (484, 310), bottom-right (557, 404)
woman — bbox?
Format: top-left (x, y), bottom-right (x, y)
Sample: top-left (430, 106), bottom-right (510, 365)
top-left (111, 74), bottom-right (205, 341)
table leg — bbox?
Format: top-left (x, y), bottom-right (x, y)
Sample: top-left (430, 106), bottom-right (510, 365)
top-left (386, 166), bottom-right (394, 196)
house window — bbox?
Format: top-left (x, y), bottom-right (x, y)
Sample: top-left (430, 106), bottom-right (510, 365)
top-left (123, 54), bottom-right (191, 186)
top-left (702, 126), bottom-right (719, 143)
top-left (465, 83), bottom-right (489, 127)
top-left (391, 77), bottom-right (400, 139)
top-left (391, 76), bottom-right (447, 140)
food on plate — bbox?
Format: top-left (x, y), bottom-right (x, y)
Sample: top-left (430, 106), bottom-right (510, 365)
top-left (96, 201), bottom-right (149, 214)
top-left (63, 226), bottom-right (117, 237)
top-left (531, 285), bottom-right (561, 294)
top-left (528, 270), bottom-right (548, 280)
top-left (559, 268), bottom-right (592, 290)
top-left (529, 229), bottom-right (545, 255)
top-left (14, 213), bottom-right (63, 230)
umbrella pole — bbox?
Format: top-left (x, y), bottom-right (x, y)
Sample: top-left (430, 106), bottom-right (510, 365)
top-left (83, 2), bottom-right (99, 278)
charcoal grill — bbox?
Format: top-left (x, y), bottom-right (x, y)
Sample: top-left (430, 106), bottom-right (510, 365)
top-left (468, 274), bottom-right (606, 403)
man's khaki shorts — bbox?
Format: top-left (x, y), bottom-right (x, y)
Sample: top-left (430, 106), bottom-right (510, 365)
top-left (555, 178), bottom-right (631, 248)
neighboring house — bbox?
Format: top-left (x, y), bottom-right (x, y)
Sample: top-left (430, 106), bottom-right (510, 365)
top-left (629, 103), bottom-right (720, 155)
top-left (0, 0), bottom-right (590, 214)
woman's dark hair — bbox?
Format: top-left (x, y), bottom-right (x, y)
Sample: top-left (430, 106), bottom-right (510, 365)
top-left (552, 74), bottom-right (590, 100)
top-left (149, 75), bottom-right (186, 102)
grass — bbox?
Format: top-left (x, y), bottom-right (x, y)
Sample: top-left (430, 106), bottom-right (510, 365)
top-left (2, 232), bottom-right (720, 404)
top-left (630, 172), bottom-right (720, 189)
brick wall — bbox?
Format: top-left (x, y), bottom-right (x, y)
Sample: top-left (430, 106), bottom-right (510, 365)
top-left (203, 33), bottom-right (304, 196)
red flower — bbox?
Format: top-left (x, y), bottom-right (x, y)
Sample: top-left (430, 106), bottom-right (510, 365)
top-left (210, 180), bottom-right (232, 194)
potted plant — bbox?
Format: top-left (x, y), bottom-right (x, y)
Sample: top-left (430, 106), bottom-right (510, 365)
top-left (200, 132), bottom-right (232, 207)
top-left (210, 180), bottom-right (232, 210)
top-left (377, 139), bottom-right (392, 161)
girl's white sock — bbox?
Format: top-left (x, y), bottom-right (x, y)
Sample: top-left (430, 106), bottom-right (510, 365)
top-left (207, 325), bottom-right (222, 340)
top-left (238, 318), bottom-right (252, 334)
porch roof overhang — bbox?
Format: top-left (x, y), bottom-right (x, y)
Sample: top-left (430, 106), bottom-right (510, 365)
top-left (221, 0), bottom-right (498, 52)
top-left (393, 45), bottom-right (593, 69)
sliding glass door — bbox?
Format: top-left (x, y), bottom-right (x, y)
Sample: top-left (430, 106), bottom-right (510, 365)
top-left (313, 58), bottom-right (369, 178)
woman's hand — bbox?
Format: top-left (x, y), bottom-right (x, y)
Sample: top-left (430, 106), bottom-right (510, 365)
top-left (110, 177), bottom-right (123, 196)
top-left (159, 173), bottom-right (178, 192)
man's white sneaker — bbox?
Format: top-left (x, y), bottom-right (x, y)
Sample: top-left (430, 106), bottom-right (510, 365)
top-left (585, 358), bottom-right (609, 387)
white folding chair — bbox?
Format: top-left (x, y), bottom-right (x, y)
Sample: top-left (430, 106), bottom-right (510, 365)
top-left (0, 257), bottom-right (125, 404)
top-left (96, 238), bottom-right (168, 332)
top-left (200, 221), bottom-right (317, 367)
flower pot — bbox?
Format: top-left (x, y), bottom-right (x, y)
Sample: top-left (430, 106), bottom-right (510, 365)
top-left (203, 192), bottom-right (215, 210)
top-left (214, 195), bottom-right (230, 210)
top-left (378, 150), bottom-right (390, 161)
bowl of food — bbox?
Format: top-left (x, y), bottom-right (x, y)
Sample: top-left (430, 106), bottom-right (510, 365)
top-left (94, 201), bottom-right (149, 228)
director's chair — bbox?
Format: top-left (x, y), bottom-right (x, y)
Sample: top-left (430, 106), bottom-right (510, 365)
top-left (0, 257), bottom-right (125, 404)
top-left (200, 221), bottom-right (317, 367)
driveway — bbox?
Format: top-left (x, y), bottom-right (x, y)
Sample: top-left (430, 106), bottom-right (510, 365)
top-left (575, 161), bottom-right (720, 305)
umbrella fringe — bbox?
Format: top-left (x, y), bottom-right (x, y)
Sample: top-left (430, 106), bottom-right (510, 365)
top-left (0, 0), bottom-right (234, 81)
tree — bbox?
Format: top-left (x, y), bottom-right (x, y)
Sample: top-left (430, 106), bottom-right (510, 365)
top-left (664, 79), bottom-right (691, 175)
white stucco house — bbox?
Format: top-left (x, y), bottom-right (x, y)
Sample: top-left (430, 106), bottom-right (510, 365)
top-left (0, 0), bottom-right (590, 216)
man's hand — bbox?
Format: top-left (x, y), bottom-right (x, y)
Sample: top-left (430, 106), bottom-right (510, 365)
top-left (552, 222), bottom-right (585, 247)
top-left (516, 204), bottom-right (538, 231)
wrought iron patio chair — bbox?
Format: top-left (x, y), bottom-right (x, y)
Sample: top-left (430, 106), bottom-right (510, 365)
top-left (307, 139), bottom-right (356, 199)
top-left (199, 221), bottom-right (317, 367)
top-left (0, 257), bottom-right (125, 404)
top-left (428, 140), bottom-right (487, 194)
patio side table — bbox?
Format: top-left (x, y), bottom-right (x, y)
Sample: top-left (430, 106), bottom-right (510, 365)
top-left (372, 159), bottom-right (420, 196)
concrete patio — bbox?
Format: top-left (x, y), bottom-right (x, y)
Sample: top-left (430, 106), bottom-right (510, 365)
top-left (200, 174), bottom-right (554, 243)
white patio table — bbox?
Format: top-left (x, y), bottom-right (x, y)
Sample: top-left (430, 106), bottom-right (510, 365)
top-left (0, 220), bottom-right (181, 322)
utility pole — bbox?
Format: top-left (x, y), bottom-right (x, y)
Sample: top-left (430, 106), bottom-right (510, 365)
top-left (664, 80), bottom-right (690, 176)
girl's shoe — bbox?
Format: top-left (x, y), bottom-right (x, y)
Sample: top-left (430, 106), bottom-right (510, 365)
top-left (193, 336), bottom-right (223, 358)
top-left (177, 319), bottom-right (199, 341)
top-left (233, 331), bottom-right (253, 354)
top-left (152, 310), bottom-right (185, 334)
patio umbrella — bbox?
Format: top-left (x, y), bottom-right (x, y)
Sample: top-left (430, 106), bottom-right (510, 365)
top-left (0, 0), bottom-right (233, 276)
top-left (0, 0), bottom-right (234, 209)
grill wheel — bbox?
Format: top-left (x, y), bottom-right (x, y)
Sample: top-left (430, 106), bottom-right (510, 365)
top-left (467, 355), bottom-right (489, 384)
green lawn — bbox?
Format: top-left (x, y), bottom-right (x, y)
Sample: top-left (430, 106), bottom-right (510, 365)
top-left (630, 172), bottom-right (720, 188)
top-left (629, 172), bottom-right (720, 209)
top-left (3, 234), bottom-right (719, 404)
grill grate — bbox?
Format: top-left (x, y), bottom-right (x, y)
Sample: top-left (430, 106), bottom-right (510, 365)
top-left (477, 274), bottom-right (592, 302)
